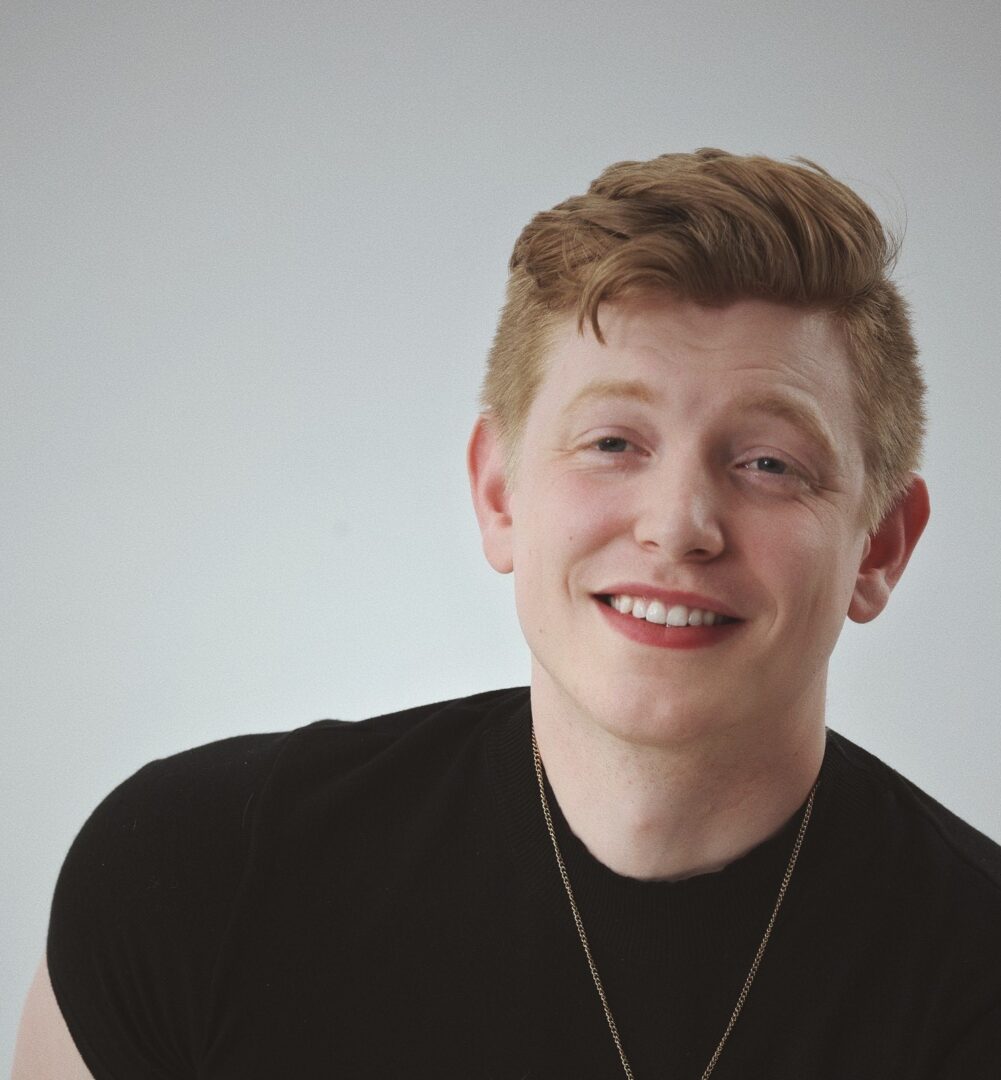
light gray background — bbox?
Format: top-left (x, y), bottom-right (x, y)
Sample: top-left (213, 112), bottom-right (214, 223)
top-left (3, 0), bottom-right (999, 1062)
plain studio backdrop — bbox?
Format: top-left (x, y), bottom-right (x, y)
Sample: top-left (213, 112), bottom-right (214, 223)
top-left (2, 0), bottom-right (999, 1063)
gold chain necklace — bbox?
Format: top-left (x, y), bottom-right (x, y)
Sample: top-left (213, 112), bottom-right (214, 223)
top-left (531, 728), bottom-right (817, 1080)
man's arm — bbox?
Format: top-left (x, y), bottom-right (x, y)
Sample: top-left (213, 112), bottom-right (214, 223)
top-left (12, 957), bottom-right (94, 1080)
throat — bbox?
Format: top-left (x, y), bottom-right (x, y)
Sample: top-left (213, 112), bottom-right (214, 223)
top-left (532, 709), bottom-right (826, 881)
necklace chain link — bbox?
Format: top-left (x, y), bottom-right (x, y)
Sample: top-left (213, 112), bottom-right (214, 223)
top-left (531, 728), bottom-right (817, 1080)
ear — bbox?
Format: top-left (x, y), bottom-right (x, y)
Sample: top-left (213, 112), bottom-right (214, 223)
top-left (467, 415), bottom-right (514, 574)
top-left (848, 475), bottom-right (930, 624)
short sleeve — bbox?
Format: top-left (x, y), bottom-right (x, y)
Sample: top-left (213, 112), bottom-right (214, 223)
top-left (47, 731), bottom-right (285, 1079)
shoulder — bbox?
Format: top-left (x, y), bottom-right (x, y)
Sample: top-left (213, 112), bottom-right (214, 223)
top-left (45, 688), bottom-right (527, 1073)
top-left (51, 685), bottom-right (526, 924)
top-left (825, 728), bottom-right (1001, 896)
top-left (46, 729), bottom-right (292, 1074)
top-left (55, 684), bottom-right (527, 888)
top-left (56, 685), bottom-right (525, 876)
top-left (245, 686), bottom-right (530, 829)
top-left (822, 726), bottom-right (1001, 1025)
top-left (810, 732), bottom-right (1001, 1069)
top-left (51, 729), bottom-right (289, 924)
top-left (276, 685), bottom-right (528, 771)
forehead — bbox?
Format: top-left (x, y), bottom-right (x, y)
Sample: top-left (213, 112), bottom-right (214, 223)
top-left (527, 298), bottom-right (860, 447)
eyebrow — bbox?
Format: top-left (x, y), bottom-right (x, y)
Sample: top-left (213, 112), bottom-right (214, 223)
top-left (739, 393), bottom-right (840, 466)
top-left (563, 380), bottom-right (841, 466)
top-left (563, 379), bottom-right (659, 412)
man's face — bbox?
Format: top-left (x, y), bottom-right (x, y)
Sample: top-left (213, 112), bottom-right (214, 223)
top-left (478, 297), bottom-right (879, 748)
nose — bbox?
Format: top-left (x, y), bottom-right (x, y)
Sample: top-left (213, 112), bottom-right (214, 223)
top-left (632, 456), bottom-right (726, 562)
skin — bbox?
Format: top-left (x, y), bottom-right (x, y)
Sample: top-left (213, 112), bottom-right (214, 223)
top-left (12, 959), bottom-right (93, 1079)
top-left (470, 296), bottom-right (929, 880)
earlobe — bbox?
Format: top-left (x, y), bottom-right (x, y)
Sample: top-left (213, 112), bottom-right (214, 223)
top-left (848, 475), bottom-right (930, 624)
top-left (467, 415), bottom-right (515, 574)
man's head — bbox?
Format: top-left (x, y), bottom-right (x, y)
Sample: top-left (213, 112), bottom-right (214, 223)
top-left (481, 148), bottom-right (925, 531)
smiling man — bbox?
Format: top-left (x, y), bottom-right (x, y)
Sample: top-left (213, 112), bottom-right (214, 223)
top-left (16, 150), bottom-right (1001, 1079)
top-left (470, 297), bottom-right (885, 884)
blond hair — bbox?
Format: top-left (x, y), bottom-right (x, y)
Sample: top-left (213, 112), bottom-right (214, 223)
top-left (481, 149), bottom-right (925, 529)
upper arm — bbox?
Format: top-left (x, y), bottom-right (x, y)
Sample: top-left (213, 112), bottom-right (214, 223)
top-left (12, 957), bottom-right (93, 1080)
top-left (38, 732), bottom-right (284, 1077)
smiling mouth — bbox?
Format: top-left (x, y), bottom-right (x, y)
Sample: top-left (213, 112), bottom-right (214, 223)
top-left (596, 594), bottom-right (740, 627)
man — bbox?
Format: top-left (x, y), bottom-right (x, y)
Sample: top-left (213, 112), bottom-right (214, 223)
top-left (15, 149), bottom-right (1001, 1078)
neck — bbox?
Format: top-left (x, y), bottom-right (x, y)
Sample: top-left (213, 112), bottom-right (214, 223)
top-left (530, 681), bottom-right (827, 882)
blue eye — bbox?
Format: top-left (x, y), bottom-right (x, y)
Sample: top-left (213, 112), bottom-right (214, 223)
top-left (595, 437), bottom-right (630, 453)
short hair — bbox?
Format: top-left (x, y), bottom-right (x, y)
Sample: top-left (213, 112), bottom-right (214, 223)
top-left (481, 148), bottom-right (926, 530)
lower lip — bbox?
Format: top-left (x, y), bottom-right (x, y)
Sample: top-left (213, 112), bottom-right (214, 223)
top-left (595, 598), bottom-right (743, 650)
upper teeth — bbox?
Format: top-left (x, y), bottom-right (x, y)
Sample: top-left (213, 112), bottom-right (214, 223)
top-left (610, 595), bottom-right (729, 626)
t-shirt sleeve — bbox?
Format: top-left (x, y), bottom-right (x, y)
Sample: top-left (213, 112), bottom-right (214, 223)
top-left (46, 731), bottom-right (286, 1079)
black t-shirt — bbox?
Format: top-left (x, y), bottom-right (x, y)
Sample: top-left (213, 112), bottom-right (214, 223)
top-left (48, 688), bottom-right (1001, 1078)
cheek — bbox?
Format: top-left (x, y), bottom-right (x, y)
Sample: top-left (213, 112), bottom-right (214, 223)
top-left (782, 534), bottom-right (863, 630)
top-left (744, 516), bottom-right (856, 608)
top-left (509, 478), bottom-right (622, 606)
top-left (557, 472), bottom-right (633, 534)
top-left (518, 475), bottom-right (623, 549)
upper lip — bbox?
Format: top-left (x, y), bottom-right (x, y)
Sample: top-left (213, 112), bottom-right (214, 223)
top-left (595, 584), bottom-right (743, 620)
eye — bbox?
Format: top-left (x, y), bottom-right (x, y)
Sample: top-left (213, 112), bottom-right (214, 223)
top-left (737, 453), bottom-right (812, 487)
top-left (594, 436), bottom-right (632, 453)
top-left (745, 456), bottom-right (790, 474)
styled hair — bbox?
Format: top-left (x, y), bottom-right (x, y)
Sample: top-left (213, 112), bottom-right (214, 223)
top-left (481, 148), bottom-right (926, 529)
